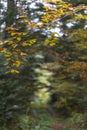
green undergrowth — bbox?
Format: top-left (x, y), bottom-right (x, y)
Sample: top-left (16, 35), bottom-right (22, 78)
top-left (0, 109), bottom-right (59, 130)
top-left (0, 110), bottom-right (87, 130)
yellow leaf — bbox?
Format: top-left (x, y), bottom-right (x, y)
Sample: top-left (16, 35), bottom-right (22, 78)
top-left (13, 60), bottom-right (21, 67)
top-left (50, 42), bottom-right (56, 46)
top-left (16, 37), bottom-right (21, 41)
top-left (0, 48), bottom-right (6, 53)
top-left (22, 42), bottom-right (27, 46)
top-left (11, 32), bottom-right (16, 36)
top-left (20, 52), bottom-right (27, 56)
top-left (22, 32), bottom-right (27, 36)
top-left (10, 69), bottom-right (19, 73)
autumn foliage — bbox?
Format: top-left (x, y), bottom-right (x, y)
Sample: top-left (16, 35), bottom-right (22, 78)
top-left (0, 0), bottom-right (87, 129)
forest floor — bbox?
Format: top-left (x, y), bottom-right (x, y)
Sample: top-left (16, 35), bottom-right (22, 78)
top-left (1, 108), bottom-right (87, 130)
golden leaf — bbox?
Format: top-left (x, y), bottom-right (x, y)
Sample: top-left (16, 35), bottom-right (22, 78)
top-left (13, 60), bottom-right (21, 67)
top-left (10, 69), bottom-right (19, 74)
top-left (16, 37), bottom-right (21, 41)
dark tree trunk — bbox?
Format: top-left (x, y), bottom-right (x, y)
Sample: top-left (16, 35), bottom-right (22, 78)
top-left (4, 0), bottom-right (16, 39)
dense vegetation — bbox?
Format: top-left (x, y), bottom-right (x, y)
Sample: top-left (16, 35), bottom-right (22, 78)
top-left (0, 0), bottom-right (87, 129)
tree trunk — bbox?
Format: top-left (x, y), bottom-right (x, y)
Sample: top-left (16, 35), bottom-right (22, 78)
top-left (4, 0), bottom-right (16, 38)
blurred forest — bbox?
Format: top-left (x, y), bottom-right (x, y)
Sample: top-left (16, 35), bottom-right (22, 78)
top-left (0, 0), bottom-right (87, 130)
